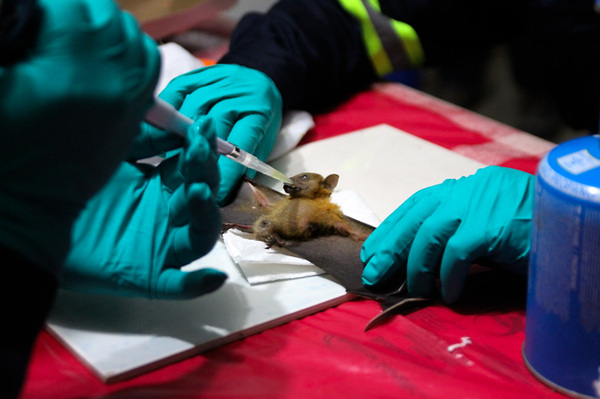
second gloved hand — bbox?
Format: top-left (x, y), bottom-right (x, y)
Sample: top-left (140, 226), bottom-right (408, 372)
top-left (61, 119), bottom-right (227, 299)
top-left (361, 166), bottom-right (535, 304)
top-left (131, 64), bottom-right (283, 205)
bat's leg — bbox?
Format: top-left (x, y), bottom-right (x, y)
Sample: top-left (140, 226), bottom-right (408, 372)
top-left (221, 223), bottom-right (254, 234)
top-left (253, 218), bottom-right (287, 248)
top-left (333, 221), bottom-right (369, 241)
top-left (265, 233), bottom-right (287, 249)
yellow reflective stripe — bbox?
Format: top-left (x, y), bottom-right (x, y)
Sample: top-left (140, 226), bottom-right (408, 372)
top-left (366, 0), bottom-right (382, 12)
top-left (338, 0), bottom-right (392, 76)
top-left (366, 0), bottom-right (424, 67)
top-left (338, 0), bottom-right (425, 74)
top-left (390, 20), bottom-right (424, 66)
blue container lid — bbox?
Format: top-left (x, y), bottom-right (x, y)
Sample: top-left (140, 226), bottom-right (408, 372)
top-left (538, 135), bottom-right (600, 204)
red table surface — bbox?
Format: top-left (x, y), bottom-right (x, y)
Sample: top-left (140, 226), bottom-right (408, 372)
top-left (21, 83), bottom-right (564, 399)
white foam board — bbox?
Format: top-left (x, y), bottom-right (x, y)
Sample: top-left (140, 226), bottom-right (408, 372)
top-left (47, 124), bottom-right (485, 383)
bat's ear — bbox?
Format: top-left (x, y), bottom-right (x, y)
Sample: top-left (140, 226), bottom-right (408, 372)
top-left (323, 174), bottom-right (339, 190)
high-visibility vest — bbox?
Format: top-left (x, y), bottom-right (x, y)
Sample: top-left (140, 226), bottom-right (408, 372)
top-left (338, 0), bottom-right (425, 76)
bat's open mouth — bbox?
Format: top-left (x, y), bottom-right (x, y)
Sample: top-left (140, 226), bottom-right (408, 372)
top-left (283, 182), bottom-right (298, 194)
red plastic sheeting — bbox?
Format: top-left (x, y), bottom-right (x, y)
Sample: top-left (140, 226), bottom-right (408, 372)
top-left (21, 83), bottom-right (563, 399)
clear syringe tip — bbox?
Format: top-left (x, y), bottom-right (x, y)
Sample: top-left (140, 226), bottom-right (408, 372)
top-left (224, 147), bottom-right (294, 186)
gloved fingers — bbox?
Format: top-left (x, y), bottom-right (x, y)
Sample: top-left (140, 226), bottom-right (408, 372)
top-left (169, 180), bottom-right (193, 227)
top-left (157, 155), bottom-right (186, 192)
top-left (361, 196), bottom-right (441, 287)
top-left (217, 157), bottom-right (245, 205)
top-left (155, 117), bottom-right (221, 193)
top-left (128, 122), bottom-right (184, 161)
top-left (214, 114), bottom-right (275, 204)
top-left (165, 64), bottom-right (277, 117)
top-left (179, 117), bottom-right (220, 195)
top-left (156, 67), bottom-right (224, 115)
top-left (212, 113), bottom-right (266, 203)
top-left (438, 229), bottom-right (486, 304)
top-left (405, 211), bottom-right (461, 298)
top-left (154, 267), bottom-right (227, 300)
top-left (223, 113), bottom-right (274, 156)
top-left (365, 186), bottom-right (443, 248)
top-left (488, 219), bottom-right (532, 267)
top-left (238, 113), bottom-right (281, 163)
top-left (360, 187), bottom-right (438, 265)
top-left (170, 183), bottom-right (221, 264)
top-left (175, 85), bottom-right (227, 121)
top-left (207, 108), bottom-right (268, 183)
top-left (155, 74), bottom-right (195, 113)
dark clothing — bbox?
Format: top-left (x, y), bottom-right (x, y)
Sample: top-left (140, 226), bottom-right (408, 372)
top-left (221, 0), bottom-right (376, 113)
top-left (220, 0), bottom-right (600, 131)
top-left (0, 244), bottom-right (58, 398)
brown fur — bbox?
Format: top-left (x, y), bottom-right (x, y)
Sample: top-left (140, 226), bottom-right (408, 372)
top-left (249, 173), bottom-right (368, 248)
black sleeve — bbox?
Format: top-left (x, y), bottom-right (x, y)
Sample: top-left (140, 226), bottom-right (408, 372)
top-left (219, 0), bottom-right (378, 113)
top-left (0, 244), bottom-right (58, 399)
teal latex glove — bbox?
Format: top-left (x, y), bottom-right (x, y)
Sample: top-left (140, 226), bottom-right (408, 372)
top-left (361, 166), bottom-right (535, 304)
top-left (0, 0), bottom-right (159, 272)
top-left (61, 118), bottom-right (227, 299)
top-left (131, 64), bottom-right (283, 204)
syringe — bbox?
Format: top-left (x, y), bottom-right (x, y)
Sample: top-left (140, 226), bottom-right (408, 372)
top-left (0, 0), bottom-right (293, 187)
top-left (145, 97), bottom-right (294, 186)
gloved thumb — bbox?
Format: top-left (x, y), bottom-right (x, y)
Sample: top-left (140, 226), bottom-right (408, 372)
top-left (155, 268), bottom-right (227, 300)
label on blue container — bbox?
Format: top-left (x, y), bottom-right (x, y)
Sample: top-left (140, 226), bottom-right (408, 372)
top-left (557, 149), bottom-right (600, 175)
top-left (539, 135), bottom-right (600, 204)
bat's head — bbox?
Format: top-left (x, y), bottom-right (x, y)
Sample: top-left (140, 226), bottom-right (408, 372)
top-left (284, 173), bottom-right (339, 199)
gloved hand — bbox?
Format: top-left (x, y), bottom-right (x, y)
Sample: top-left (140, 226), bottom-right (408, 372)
top-left (61, 118), bottom-right (227, 299)
top-left (0, 0), bottom-right (159, 272)
top-left (361, 166), bottom-right (535, 304)
top-left (131, 63), bottom-right (283, 205)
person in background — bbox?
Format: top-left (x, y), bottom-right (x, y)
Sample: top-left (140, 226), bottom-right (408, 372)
top-left (214, 0), bottom-right (599, 302)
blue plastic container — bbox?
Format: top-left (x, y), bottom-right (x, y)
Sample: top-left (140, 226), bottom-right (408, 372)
top-left (524, 135), bottom-right (600, 398)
